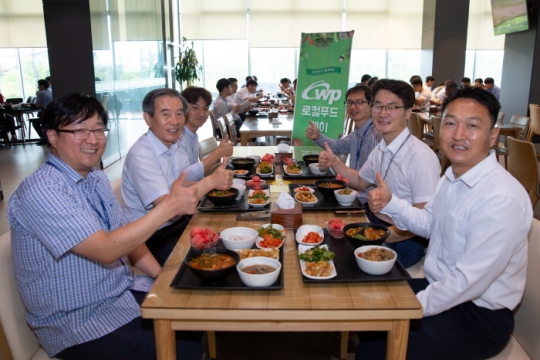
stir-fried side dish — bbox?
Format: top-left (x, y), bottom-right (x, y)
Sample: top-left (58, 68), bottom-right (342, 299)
top-left (318, 182), bottom-right (343, 189)
top-left (189, 253), bottom-right (236, 270)
top-left (257, 162), bottom-right (273, 174)
top-left (337, 188), bottom-right (353, 195)
top-left (248, 190), bottom-right (269, 204)
top-left (258, 225), bottom-right (285, 248)
top-left (233, 170), bottom-right (249, 175)
top-left (302, 232), bottom-right (323, 244)
top-left (298, 246), bottom-right (335, 262)
top-left (295, 191), bottom-right (317, 203)
top-left (346, 227), bottom-right (387, 241)
top-left (208, 190), bottom-right (236, 197)
top-left (286, 165), bottom-right (302, 174)
top-left (241, 264), bottom-right (277, 274)
top-left (358, 248), bottom-right (395, 261)
top-left (294, 186), bottom-right (313, 193)
top-left (236, 248), bottom-right (279, 260)
top-left (304, 261), bottom-right (334, 277)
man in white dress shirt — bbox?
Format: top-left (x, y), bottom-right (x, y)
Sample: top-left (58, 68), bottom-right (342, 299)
top-left (320, 79), bottom-right (440, 268)
top-left (359, 87), bottom-right (533, 359)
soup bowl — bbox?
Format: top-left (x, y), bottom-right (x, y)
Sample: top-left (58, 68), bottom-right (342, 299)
top-left (236, 257), bottom-right (281, 287)
top-left (206, 188), bottom-right (239, 206)
top-left (343, 222), bottom-right (390, 248)
top-left (314, 179), bottom-right (346, 198)
top-left (186, 248), bottom-right (240, 280)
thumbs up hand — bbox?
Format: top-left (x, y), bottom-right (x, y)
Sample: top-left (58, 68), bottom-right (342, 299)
top-left (368, 173), bottom-right (392, 213)
top-left (306, 120), bottom-right (320, 140)
top-left (319, 142), bottom-right (337, 168)
top-left (170, 171), bottom-right (199, 215)
top-left (212, 157), bottom-right (233, 190)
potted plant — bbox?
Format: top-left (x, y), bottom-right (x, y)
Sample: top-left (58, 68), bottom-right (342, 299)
top-left (175, 37), bottom-right (202, 88)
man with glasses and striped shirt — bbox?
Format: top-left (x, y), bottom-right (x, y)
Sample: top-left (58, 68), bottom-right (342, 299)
top-left (319, 79), bottom-right (440, 268)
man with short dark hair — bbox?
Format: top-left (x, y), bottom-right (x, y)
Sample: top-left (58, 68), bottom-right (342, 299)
top-left (361, 87), bottom-right (532, 360)
top-left (234, 79), bottom-right (264, 104)
top-left (424, 76), bottom-right (435, 90)
top-left (430, 80), bottom-right (458, 105)
top-left (461, 77), bottom-right (471, 88)
top-left (410, 77), bottom-right (431, 107)
top-left (474, 78), bottom-right (485, 89)
top-left (320, 79), bottom-right (440, 268)
top-left (122, 88), bottom-right (232, 264)
top-left (360, 74), bottom-right (371, 85)
top-left (213, 78), bottom-right (246, 134)
top-left (484, 77), bottom-right (500, 99)
top-left (8, 93), bottom-right (203, 360)
top-left (33, 79), bottom-right (53, 145)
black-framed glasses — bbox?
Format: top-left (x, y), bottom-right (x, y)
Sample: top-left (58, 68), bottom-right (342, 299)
top-left (56, 129), bottom-right (109, 140)
top-left (344, 100), bottom-right (369, 107)
top-left (371, 104), bottom-right (406, 115)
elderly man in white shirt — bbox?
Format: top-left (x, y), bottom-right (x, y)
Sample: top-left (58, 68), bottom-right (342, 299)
top-left (360, 87), bottom-right (533, 360)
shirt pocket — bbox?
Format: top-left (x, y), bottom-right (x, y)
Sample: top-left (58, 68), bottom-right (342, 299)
top-left (439, 214), bottom-right (467, 263)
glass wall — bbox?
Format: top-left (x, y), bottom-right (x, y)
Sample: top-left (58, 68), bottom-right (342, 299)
top-left (0, 48), bottom-right (49, 101)
top-left (464, 50), bottom-right (505, 86)
top-left (90, 0), bottom-right (166, 167)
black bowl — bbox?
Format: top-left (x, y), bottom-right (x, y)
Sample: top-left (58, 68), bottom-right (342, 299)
top-left (186, 248), bottom-right (240, 280)
top-left (314, 179), bottom-right (346, 198)
top-left (248, 109), bottom-right (259, 116)
top-left (230, 158), bottom-right (256, 170)
top-left (343, 222), bottom-right (390, 248)
top-left (206, 188), bottom-right (239, 206)
top-left (303, 154), bottom-right (319, 165)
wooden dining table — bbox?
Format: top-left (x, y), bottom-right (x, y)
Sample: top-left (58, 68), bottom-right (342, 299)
top-left (141, 147), bottom-right (423, 360)
top-left (239, 112), bottom-right (293, 146)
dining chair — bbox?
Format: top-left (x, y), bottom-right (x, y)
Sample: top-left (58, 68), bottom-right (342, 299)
top-left (431, 115), bottom-right (442, 155)
top-left (5, 98), bottom-right (23, 105)
top-left (208, 110), bottom-right (220, 138)
top-left (216, 116), bottom-right (229, 144)
top-left (509, 115), bottom-right (530, 140)
top-left (488, 218), bottom-right (540, 360)
top-left (526, 104), bottom-right (540, 142)
top-left (407, 113), bottom-right (423, 140)
top-left (496, 111), bottom-right (505, 125)
top-left (506, 136), bottom-right (540, 209)
top-left (223, 113), bottom-right (240, 145)
top-left (0, 231), bottom-right (58, 360)
top-left (199, 137), bottom-right (218, 161)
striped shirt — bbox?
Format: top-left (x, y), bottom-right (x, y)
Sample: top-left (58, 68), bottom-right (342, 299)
top-left (313, 118), bottom-right (382, 202)
top-left (7, 154), bottom-right (152, 357)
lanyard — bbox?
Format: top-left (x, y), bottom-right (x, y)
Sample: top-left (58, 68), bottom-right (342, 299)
top-left (355, 122), bottom-right (373, 169)
top-left (379, 133), bottom-right (411, 181)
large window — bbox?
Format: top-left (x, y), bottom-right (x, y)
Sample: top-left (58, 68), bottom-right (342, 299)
top-left (0, 48), bottom-right (49, 101)
top-left (250, 48), bottom-right (297, 93)
top-left (464, 50), bottom-right (504, 85)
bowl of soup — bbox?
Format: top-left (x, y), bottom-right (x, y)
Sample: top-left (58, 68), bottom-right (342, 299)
top-left (303, 154), bottom-right (319, 165)
top-left (206, 188), bottom-right (239, 206)
top-left (187, 249), bottom-right (240, 280)
top-left (314, 179), bottom-right (346, 198)
top-left (354, 245), bottom-right (397, 275)
top-left (236, 256), bottom-right (281, 287)
top-left (343, 222), bottom-right (390, 248)
top-left (230, 157), bottom-right (256, 170)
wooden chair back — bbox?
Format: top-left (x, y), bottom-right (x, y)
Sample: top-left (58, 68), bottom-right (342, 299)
top-left (407, 113), bottom-right (422, 140)
top-left (208, 110), bottom-right (220, 138)
top-left (507, 136), bottom-right (539, 208)
top-left (431, 115), bottom-right (442, 152)
top-left (496, 111), bottom-right (505, 125)
top-left (510, 115), bottom-right (531, 140)
top-left (224, 113), bottom-right (239, 145)
top-left (216, 116), bottom-right (229, 142)
top-left (526, 104), bottom-right (540, 142)
top-left (199, 137), bottom-right (219, 161)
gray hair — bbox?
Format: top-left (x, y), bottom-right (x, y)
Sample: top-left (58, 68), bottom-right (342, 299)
top-left (142, 88), bottom-right (188, 117)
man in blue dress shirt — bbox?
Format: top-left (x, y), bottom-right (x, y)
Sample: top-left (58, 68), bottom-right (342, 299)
top-left (8, 93), bottom-right (203, 360)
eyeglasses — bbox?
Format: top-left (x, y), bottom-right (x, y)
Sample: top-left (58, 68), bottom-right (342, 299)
top-left (344, 100), bottom-right (369, 107)
top-left (56, 129), bottom-right (109, 140)
top-left (371, 104), bottom-right (406, 115)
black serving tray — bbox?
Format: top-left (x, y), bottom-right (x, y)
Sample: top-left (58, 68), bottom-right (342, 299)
top-left (170, 242), bottom-right (284, 290)
top-left (281, 161), bottom-right (337, 180)
top-left (198, 185), bottom-right (271, 212)
top-left (288, 184), bottom-right (365, 212)
top-left (295, 229), bottom-right (410, 283)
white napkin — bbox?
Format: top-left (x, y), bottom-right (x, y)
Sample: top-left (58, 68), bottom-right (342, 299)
top-left (276, 191), bottom-right (295, 209)
top-left (277, 143), bottom-right (290, 153)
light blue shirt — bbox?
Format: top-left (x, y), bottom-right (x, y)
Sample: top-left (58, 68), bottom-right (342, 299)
top-left (7, 154), bottom-right (152, 357)
top-left (178, 126), bottom-right (204, 180)
top-left (122, 129), bottom-right (190, 226)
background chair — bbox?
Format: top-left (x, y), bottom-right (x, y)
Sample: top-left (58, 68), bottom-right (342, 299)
top-left (526, 104), bottom-right (540, 142)
top-left (0, 231), bottom-right (57, 360)
top-left (496, 111), bottom-right (505, 125)
top-left (509, 115), bottom-right (531, 140)
top-left (407, 113), bottom-right (423, 140)
top-left (216, 116), bottom-right (229, 143)
top-left (5, 98), bottom-right (23, 105)
top-left (208, 110), bottom-right (221, 138)
top-left (198, 137), bottom-right (221, 175)
top-left (506, 136), bottom-right (540, 209)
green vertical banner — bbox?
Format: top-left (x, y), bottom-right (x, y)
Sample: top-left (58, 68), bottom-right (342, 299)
top-left (291, 31), bottom-right (354, 146)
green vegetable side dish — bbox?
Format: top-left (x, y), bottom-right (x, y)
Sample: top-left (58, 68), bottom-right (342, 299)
top-left (298, 246), bottom-right (335, 262)
top-left (249, 192), bottom-right (269, 201)
top-left (258, 163), bottom-right (273, 174)
top-left (258, 225), bottom-right (285, 239)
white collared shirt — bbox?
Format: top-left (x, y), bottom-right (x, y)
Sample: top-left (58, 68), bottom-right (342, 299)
top-left (359, 127), bottom-right (440, 212)
top-left (382, 151), bottom-right (533, 316)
